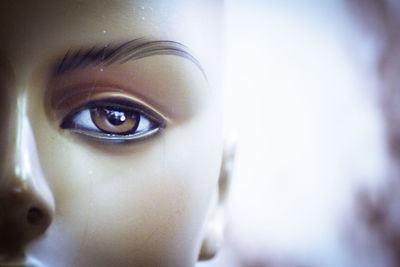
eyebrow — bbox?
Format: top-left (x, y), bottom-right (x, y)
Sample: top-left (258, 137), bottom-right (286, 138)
top-left (53, 38), bottom-right (206, 78)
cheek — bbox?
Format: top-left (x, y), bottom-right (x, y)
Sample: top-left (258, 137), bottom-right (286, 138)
top-left (33, 102), bottom-right (222, 266)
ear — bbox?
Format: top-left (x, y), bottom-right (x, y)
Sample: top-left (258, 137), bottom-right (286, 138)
top-left (198, 138), bottom-right (237, 261)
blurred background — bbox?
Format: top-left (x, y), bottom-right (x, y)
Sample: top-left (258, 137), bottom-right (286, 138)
top-left (199, 0), bottom-right (400, 266)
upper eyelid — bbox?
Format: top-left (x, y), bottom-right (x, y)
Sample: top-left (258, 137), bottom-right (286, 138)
top-left (50, 88), bottom-right (171, 124)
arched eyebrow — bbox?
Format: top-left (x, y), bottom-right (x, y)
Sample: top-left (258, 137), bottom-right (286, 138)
top-left (52, 38), bottom-right (206, 78)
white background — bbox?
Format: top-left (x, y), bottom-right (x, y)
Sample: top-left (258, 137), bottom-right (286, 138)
top-left (199, 1), bottom-right (389, 266)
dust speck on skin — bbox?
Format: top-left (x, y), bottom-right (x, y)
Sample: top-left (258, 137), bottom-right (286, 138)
top-left (143, 227), bottom-right (159, 246)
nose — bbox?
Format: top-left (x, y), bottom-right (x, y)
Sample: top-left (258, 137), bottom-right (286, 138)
top-left (0, 96), bottom-right (55, 261)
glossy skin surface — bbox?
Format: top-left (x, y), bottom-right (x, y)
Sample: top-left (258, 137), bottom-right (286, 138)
top-left (0, 1), bottom-right (223, 266)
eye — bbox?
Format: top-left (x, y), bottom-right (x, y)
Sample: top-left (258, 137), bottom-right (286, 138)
top-left (60, 99), bottom-right (165, 142)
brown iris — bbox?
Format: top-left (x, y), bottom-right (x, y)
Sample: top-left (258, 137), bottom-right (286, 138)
top-left (90, 107), bottom-right (139, 134)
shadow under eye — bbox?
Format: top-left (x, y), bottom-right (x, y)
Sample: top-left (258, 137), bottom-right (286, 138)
top-left (62, 127), bottom-right (165, 157)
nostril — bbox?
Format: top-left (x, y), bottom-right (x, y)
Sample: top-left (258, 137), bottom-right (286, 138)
top-left (26, 207), bottom-right (45, 226)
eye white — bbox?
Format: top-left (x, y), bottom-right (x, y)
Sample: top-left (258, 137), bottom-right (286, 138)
top-left (73, 109), bottom-right (98, 131)
top-left (136, 115), bottom-right (151, 133)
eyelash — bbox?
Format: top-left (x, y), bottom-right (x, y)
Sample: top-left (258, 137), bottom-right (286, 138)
top-left (60, 98), bottom-right (165, 143)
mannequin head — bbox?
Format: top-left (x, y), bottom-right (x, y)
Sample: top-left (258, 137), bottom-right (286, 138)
top-left (0, 1), bottom-right (229, 266)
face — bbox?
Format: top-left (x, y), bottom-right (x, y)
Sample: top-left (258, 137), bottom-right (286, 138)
top-left (0, 1), bottom-right (224, 266)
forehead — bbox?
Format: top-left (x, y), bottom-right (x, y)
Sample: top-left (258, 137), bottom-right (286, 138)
top-left (0, 0), bottom-right (223, 86)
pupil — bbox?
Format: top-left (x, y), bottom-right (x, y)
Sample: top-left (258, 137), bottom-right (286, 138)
top-left (105, 109), bottom-right (126, 126)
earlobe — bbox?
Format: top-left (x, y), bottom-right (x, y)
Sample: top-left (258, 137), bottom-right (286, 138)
top-left (198, 138), bottom-right (237, 261)
top-left (198, 187), bottom-right (224, 261)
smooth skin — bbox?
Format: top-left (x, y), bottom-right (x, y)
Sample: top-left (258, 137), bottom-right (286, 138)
top-left (0, 1), bottom-right (225, 266)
